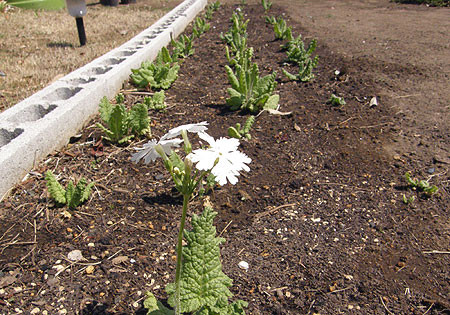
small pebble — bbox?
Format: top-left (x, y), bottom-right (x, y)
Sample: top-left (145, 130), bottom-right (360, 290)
top-left (85, 265), bottom-right (95, 274)
top-left (107, 221), bottom-right (113, 225)
top-left (30, 307), bottom-right (40, 314)
top-left (88, 243), bottom-right (95, 247)
top-left (238, 261), bottom-right (249, 270)
top-left (14, 286), bottom-right (23, 293)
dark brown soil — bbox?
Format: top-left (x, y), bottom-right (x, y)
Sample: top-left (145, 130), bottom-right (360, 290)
top-left (0, 1), bottom-right (448, 314)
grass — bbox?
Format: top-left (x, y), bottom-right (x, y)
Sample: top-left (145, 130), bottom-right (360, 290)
top-left (0, 0), bottom-right (181, 112)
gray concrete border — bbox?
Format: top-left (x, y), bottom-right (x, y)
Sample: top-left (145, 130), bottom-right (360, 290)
top-left (0, 0), bottom-right (207, 200)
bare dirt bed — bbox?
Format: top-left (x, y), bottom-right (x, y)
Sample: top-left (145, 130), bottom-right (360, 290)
top-left (0, 1), bottom-right (449, 314)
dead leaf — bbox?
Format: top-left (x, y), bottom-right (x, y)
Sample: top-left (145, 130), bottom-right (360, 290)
top-left (266, 109), bottom-right (292, 116)
top-left (0, 275), bottom-right (18, 288)
top-left (111, 255), bottom-right (129, 265)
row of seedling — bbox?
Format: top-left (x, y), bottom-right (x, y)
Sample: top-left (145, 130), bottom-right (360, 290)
top-left (44, 2), bottom-right (221, 209)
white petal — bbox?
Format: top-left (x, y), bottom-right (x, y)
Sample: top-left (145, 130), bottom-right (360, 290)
top-left (197, 131), bottom-right (215, 146)
top-left (161, 122), bottom-right (208, 140)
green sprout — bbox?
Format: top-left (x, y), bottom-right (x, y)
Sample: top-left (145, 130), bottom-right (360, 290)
top-left (405, 172), bottom-right (438, 195)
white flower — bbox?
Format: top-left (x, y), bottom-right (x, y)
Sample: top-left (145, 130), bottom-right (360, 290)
top-left (131, 138), bottom-right (182, 164)
top-left (160, 121), bottom-right (208, 140)
top-left (188, 133), bottom-right (251, 185)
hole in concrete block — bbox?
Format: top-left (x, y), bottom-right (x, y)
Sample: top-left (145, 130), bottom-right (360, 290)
top-left (7, 104), bottom-right (58, 123)
top-left (65, 77), bottom-right (96, 85)
top-left (103, 58), bottom-right (125, 66)
top-left (116, 50), bottom-right (136, 57)
top-left (43, 87), bottom-right (82, 102)
top-left (81, 66), bottom-right (112, 77)
top-left (0, 128), bottom-right (24, 149)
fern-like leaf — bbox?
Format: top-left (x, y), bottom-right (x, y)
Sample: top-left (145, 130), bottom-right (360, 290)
top-left (128, 103), bottom-right (150, 136)
top-left (45, 171), bottom-right (66, 205)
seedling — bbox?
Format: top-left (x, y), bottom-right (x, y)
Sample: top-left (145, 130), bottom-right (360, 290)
top-left (225, 63), bottom-right (279, 113)
top-left (220, 10), bottom-right (249, 50)
top-left (327, 94), bottom-right (346, 106)
top-left (96, 96), bottom-right (150, 144)
top-left (192, 16), bottom-right (210, 38)
top-left (226, 45), bottom-right (253, 71)
top-left (132, 123), bottom-right (249, 315)
top-left (265, 15), bottom-right (276, 25)
top-left (228, 115), bottom-right (255, 140)
top-left (402, 194), bottom-right (415, 205)
top-left (273, 17), bottom-right (293, 41)
top-left (171, 35), bottom-right (195, 60)
top-left (261, 0), bottom-right (272, 12)
top-left (143, 90), bottom-right (166, 111)
top-left (405, 172), bottom-right (438, 195)
top-left (204, 1), bottom-right (220, 20)
top-left (130, 51), bottom-right (180, 90)
top-left (45, 171), bottom-right (94, 210)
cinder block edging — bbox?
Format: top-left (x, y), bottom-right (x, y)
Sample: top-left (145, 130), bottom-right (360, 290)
top-left (0, 0), bottom-right (207, 200)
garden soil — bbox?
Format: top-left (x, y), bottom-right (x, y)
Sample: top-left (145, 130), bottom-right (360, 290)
top-left (0, 1), bottom-right (449, 314)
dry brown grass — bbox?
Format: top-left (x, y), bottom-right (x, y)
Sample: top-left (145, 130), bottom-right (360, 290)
top-left (0, 0), bottom-right (182, 111)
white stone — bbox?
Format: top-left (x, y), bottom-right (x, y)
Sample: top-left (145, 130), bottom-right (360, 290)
top-left (238, 261), bottom-right (249, 270)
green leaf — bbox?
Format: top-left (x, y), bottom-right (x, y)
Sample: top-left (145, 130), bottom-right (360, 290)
top-left (228, 126), bottom-right (242, 139)
top-left (7, 0), bottom-right (65, 10)
top-left (45, 171), bottom-right (66, 205)
top-left (98, 96), bottom-right (113, 123)
top-left (65, 181), bottom-right (75, 208)
top-left (166, 207), bottom-right (234, 313)
top-left (144, 292), bottom-right (174, 315)
top-left (263, 94), bottom-right (279, 110)
top-left (108, 105), bottom-right (129, 142)
top-left (128, 103), bottom-right (150, 136)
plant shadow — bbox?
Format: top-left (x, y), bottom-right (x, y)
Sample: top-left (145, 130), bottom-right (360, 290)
top-left (142, 191), bottom-right (183, 206)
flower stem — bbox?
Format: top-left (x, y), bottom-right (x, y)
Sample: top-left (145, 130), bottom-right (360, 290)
top-left (174, 193), bottom-right (190, 315)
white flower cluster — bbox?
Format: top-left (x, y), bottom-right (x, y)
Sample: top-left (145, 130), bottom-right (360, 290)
top-left (132, 122), bottom-right (251, 185)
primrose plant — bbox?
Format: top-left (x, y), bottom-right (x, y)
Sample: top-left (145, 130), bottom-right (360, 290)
top-left (132, 122), bottom-right (249, 315)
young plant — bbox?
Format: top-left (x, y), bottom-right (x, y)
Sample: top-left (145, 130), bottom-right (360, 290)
top-left (130, 49), bottom-right (180, 90)
top-left (228, 115), bottom-right (255, 140)
top-left (132, 122), bottom-right (250, 315)
top-left (261, 0), bottom-right (272, 12)
top-left (282, 36), bottom-right (319, 82)
top-left (405, 172), bottom-right (438, 195)
top-left (204, 1), bottom-right (220, 20)
top-left (192, 16), bottom-right (210, 38)
top-left (226, 45), bottom-right (253, 71)
top-left (220, 10), bottom-right (249, 50)
top-left (171, 34), bottom-right (195, 60)
top-left (143, 90), bottom-right (166, 111)
top-left (225, 63), bottom-right (279, 113)
top-left (265, 15), bottom-right (276, 25)
top-left (273, 17), bottom-right (293, 41)
top-left (45, 171), bottom-right (94, 210)
top-left (327, 94), bottom-right (346, 106)
top-left (96, 96), bottom-right (150, 144)
top-left (402, 194), bottom-right (415, 205)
